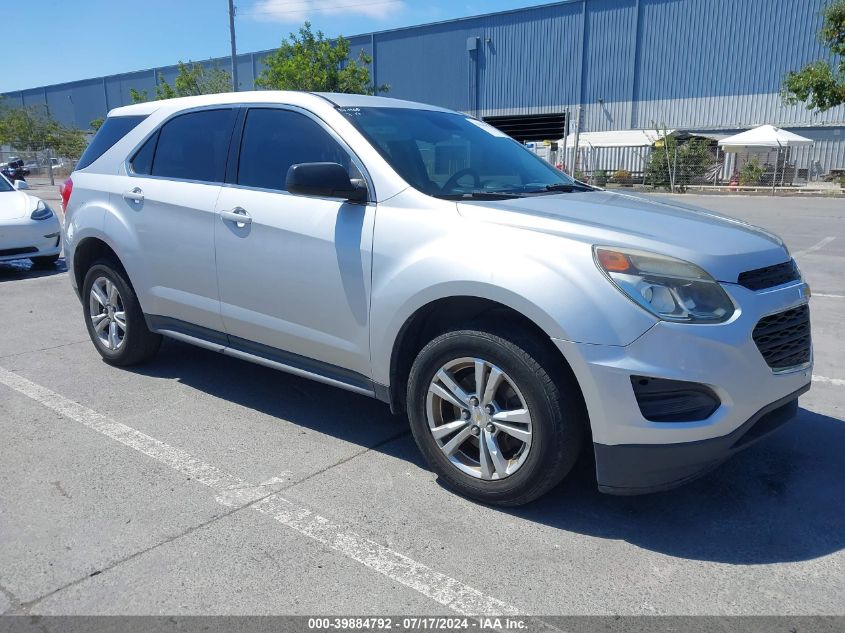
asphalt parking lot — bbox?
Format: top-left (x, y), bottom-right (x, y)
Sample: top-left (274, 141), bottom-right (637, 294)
top-left (0, 188), bottom-right (842, 617)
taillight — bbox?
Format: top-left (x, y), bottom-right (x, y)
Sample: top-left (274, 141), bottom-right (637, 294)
top-left (60, 177), bottom-right (73, 212)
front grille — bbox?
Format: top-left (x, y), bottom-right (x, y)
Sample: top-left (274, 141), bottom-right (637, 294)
top-left (752, 305), bottom-right (811, 370)
top-left (0, 246), bottom-right (37, 257)
top-left (738, 259), bottom-right (800, 291)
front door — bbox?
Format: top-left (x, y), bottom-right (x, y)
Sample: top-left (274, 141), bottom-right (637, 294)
top-left (214, 107), bottom-right (375, 380)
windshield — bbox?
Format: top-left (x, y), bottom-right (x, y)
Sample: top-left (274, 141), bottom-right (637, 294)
top-left (338, 107), bottom-right (577, 198)
top-left (0, 174), bottom-right (14, 193)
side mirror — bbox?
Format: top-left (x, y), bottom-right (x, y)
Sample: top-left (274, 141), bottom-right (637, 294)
top-left (13, 180), bottom-right (29, 190)
top-left (286, 162), bottom-right (367, 203)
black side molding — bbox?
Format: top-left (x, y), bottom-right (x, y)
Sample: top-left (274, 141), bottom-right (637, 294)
top-left (145, 314), bottom-right (388, 401)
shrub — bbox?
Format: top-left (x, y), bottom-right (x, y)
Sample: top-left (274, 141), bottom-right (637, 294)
top-left (739, 158), bottom-right (764, 185)
top-left (593, 169), bottom-right (608, 186)
top-left (611, 169), bottom-right (633, 186)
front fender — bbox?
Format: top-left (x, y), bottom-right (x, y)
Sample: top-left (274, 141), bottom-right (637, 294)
top-left (369, 198), bottom-right (656, 385)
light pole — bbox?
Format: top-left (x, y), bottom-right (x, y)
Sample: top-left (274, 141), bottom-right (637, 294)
top-left (228, 0), bottom-right (239, 92)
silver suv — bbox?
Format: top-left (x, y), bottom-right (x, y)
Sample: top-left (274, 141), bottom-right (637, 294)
top-left (63, 92), bottom-right (812, 505)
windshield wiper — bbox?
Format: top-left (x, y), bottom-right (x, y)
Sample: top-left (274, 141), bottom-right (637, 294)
top-left (524, 182), bottom-right (594, 194)
top-left (435, 191), bottom-right (529, 200)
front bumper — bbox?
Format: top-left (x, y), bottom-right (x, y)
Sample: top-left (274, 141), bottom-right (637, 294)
top-left (0, 217), bottom-right (61, 262)
top-left (593, 383), bottom-right (809, 494)
top-left (553, 278), bottom-right (812, 494)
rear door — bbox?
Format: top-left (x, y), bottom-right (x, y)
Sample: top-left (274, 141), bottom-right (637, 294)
top-left (213, 106), bottom-right (375, 380)
top-left (109, 108), bottom-right (237, 333)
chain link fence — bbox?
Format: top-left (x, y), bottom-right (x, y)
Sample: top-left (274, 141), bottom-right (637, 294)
top-left (531, 130), bottom-right (843, 194)
top-left (1, 149), bottom-right (78, 186)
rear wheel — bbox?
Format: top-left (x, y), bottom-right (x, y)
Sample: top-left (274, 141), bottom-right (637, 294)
top-left (82, 261), bottom-right (161, 366)
top-left (407, 326), bottom-right (584, 506)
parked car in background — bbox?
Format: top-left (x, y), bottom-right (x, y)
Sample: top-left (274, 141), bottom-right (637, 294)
top-left (1, 158), bottom-right (30, 183)
top-left (62, 92), bottom-right (812, 505)
top-left (0, 173), bottom-right (61, 267)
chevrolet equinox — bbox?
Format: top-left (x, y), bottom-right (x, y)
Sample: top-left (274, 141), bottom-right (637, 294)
top-left (62, 92), bottom-right (813, 505)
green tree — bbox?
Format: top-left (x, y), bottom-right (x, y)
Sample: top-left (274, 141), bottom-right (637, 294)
top-left (130, 61), bottom-right (232, 103)
top-left (0, 104), bottom-right (87, 158)
top-left (51, 126), bottom-right (88, 158)
top-left (782, 0), bottom-right (845, 111)
top-left (256, 22), bottom-right (387, 94)
top-left (129, 87), bottom-right (149, 104)
top-left (90, 118), bottom-right (104, 131)
top-left (646, 136), bottom-right (715, 188)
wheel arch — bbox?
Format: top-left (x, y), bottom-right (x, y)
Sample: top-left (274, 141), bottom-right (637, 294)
top-left (72, 236), bottom-right (131, 298)
top-left (385, 295), bottom-right (586, 420)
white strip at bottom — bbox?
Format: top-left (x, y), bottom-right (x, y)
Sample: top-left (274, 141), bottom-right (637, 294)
top-left (0, 366), bottom-right (519, 616)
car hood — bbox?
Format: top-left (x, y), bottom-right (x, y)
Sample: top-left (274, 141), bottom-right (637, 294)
top-left (0, 190), bottom-right (33, 220)
top-left (457, 190), bottom-right (789, 283)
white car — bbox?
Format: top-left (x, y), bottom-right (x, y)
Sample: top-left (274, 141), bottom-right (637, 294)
top-left (0, 174), bottom-right (61, 267)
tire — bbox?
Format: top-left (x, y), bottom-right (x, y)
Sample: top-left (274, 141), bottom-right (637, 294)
top-left (407, 325), bottom-right (585, 506)
top-left (31, 254), bottom-right (59, 268)
top-left (82, 260), bottom-right (161, 366)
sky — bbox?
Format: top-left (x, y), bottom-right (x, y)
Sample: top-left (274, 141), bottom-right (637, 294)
top-left (3, 0), bottom-right (548, 93)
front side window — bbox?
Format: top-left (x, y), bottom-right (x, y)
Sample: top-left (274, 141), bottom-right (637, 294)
top-left (339, 107), bottom-right (577, 198)
top-left (150, 109), bottom-right (236, 183)
top-left (238, 108), bottom-right (356, 192)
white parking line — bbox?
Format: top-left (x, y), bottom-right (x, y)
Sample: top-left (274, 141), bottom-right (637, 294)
top-left (794, 236), bottom-right (835, 258)
top-left (813, 375), bottom-right (845, 387)
top-left (813, 293), bottom-right (845, 299)
top-left (0, 366), bottom-right (520, 617)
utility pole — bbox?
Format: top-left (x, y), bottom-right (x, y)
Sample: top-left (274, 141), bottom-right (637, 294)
top-left (228, 0), bottom-right (239, 92)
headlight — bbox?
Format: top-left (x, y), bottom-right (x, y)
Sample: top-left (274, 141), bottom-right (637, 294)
top-left (31, 200), bottom-right (54, 221)
top-left (594, 246), bottom-right (735, 323)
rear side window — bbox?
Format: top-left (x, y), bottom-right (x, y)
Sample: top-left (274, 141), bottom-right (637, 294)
top-left (130, 131), bottom-right (158, 175)
top-left (77, 115), bottom-right (147, 170)
top-left (237, 108), bottom-right (354, 191)
top-left (150, 109), bottom-right (236, 183)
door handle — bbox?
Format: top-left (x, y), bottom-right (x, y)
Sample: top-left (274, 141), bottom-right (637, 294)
top-left (220, 207), bottom-right (252, 226)
top-left (123, 187), bottom-right (144, 203)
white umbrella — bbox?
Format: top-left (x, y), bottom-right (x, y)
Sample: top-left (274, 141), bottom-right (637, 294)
top-left (718, 124), bottom-right (812, 152)
top-left (718, 125), bottom-right (813, 188)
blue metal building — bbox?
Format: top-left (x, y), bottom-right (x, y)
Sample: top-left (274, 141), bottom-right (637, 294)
top-left (3, 0), bottom-right (845, 173)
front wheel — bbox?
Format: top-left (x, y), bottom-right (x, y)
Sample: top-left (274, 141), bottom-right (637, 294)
top-left (82, 261), bottom-right (161, 366)
top-left (407, 327), bottom-right (584, 506)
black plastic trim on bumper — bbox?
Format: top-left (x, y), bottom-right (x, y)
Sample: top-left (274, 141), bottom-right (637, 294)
top-left (594, 382), bottom-right (811, 495)
top-left (630, 375), bottom-right (721, 422)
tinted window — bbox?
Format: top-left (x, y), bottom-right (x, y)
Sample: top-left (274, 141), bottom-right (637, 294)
top-left (151, 109), bottom-right (236, 183)
top-left (238, 108), bottom-right (354, 191)
top-left (77, 115), bottom-right (147, 170)
top-left (130, 131), bottom-right (158, 175)
top-left (340, 107), bottom-right (574, 197)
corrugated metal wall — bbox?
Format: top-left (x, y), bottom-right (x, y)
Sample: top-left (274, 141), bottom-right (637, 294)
top-left (3, 0), bottom-right (845, 169)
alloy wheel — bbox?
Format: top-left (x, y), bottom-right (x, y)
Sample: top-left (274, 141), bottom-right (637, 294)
top-left (89, 276), bottom-right (127, 351)
top-left (426, 357), bottom-right (533, 480)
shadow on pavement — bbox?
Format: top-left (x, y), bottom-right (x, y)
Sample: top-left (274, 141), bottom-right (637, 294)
top-left (0, 257), bottom-right (67, 283)
top-left (504, 406), bottom-right (845, 565)
top-left (129, 339), bottom-right (844, 566)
